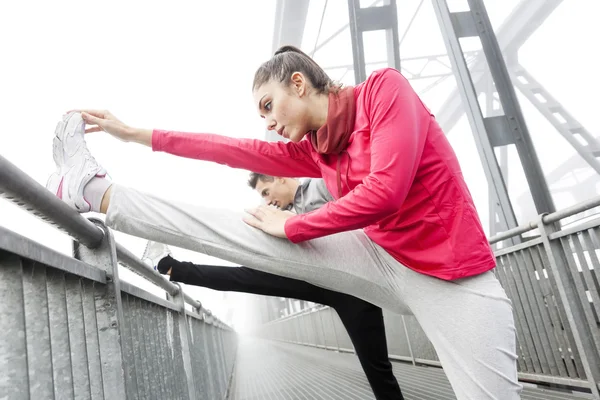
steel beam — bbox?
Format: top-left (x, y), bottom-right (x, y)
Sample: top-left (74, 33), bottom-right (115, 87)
top-left (347, 0), bottom-right (400, 84)
top-left (434, 0), bottom-right (556, 227)
top-left (436, 0), bottom-right (564, 133)
top-left (469, 0), bottom-right (556, 216)
top-left (483, 74), bottom-right (509, 238)
top-left (432, 0), bottom-right (520, 239)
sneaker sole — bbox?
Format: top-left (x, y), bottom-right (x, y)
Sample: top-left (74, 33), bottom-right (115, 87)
top-left (54, 112), bottom-right (107, 175)
top-left (48, 112), bottom-right (107, 212)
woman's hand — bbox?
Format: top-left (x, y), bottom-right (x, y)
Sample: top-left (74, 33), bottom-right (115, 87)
top-left (73, 109), bottom-right (152, 146)
top-left (243, 206), bottom-right (295, 239)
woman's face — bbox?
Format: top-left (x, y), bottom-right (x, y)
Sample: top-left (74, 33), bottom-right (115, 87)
top-left (253, 74), bottom-right (312, 143)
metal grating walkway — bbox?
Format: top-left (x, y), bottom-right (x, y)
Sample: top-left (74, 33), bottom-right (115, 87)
top-left (229, 337), bottom-right (591, 400)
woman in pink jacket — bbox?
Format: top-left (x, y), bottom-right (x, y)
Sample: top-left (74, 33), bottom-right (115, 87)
top-left (48, 46), bottom-right (521, 398)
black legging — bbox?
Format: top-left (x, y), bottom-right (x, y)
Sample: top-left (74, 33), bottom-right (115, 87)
top-left (166, 257), bottom-right (404, 400)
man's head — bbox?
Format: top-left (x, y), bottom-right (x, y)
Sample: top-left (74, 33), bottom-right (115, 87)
top-left (248, 172), bottom-right (299, 209)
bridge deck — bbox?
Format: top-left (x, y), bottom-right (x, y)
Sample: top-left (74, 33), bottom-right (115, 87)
top-left (229, 337), bottom-right (591, 400)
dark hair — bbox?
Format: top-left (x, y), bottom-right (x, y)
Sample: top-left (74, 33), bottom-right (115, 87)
top-left (247, 172), bottom-right (274, 189)
top-left (253, 45), bottom-right (339, 94)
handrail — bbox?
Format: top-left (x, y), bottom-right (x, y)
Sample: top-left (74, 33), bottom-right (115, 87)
top-left (543, 195), bottom-right (600, 225)
top-left (489, 195), bottom-right (600, 244)
top-left (116, 243), bottom-right (180, 296)
top-left (0, 154), bottom-right (222, 326)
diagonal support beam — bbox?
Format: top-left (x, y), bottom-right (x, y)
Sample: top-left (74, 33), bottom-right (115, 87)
top-left (436, 0), bottom-right (564, 133)
top-left (510, 63), bottom-right (600, 175)
top-left (512, 64), bottom-right (600, 210)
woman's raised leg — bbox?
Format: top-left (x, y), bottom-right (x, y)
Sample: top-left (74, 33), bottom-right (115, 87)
top-left (106, 184), bottom-right (410, 315)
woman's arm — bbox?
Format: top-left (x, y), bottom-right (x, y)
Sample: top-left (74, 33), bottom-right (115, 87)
top-left (152, 130), bottom-right (322, 178)
top-left (79, 110), bottom-right (322, 178)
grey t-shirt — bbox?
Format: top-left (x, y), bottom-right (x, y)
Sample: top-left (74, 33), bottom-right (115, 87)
top-left (292, 179), bottom-right (334, 214)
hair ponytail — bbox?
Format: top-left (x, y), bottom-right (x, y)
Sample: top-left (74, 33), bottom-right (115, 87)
top-left (253, 45), bottom-right (340, 94)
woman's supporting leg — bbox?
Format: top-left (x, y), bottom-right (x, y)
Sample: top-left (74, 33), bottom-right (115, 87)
top-left (396, 266), bottom-right (522, 399)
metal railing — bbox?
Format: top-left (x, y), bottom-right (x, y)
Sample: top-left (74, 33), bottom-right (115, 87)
top-left (0, 154), bottom-right (237, 400)
top-left (255, 195), bottom-right (600, 397)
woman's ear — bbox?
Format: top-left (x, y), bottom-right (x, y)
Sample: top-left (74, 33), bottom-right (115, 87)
top-left (290, 72), bottom-right (306, 97)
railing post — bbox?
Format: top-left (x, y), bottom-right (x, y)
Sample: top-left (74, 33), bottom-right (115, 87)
top-left (317, 307), bottom-right (328, 349)
top-left (309, 308), bottom-right (319, 348)
top-left (167, 283), bottom-right (197, 400)
top-left (201, 309), bottom-right (218, 400)
top-left (301, 310), bottom-right (310, 345)
top-left (401, 316), bottom-right (416, 366)
top-left (193, 300), bottom-right (203, 316)
top-left (72, 218), bottom-right (127, 399)
top-left (329, 307), bottom-right (341, 352)
top-left (284, 317), bottom-right (292, 343)
top-left (538, 215), bottom-right (600, 398)
top-left (292, 315), bottom-right (300, 344)
top-left (290, 318), bottom-right (297, 344)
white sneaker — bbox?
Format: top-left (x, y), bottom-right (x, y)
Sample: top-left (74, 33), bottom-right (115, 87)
top-left (46, 112), bottom-right (107, 213)
top-left (142, 240), bottom-right (173, 271)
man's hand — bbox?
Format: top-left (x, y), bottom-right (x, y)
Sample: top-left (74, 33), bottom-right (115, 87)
top-left (243, 206), bottom-right (295, 239)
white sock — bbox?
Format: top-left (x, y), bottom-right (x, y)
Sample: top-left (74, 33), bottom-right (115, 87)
top-left (83, 177), bottom-right (112, 213)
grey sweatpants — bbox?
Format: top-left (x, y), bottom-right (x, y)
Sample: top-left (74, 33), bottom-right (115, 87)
top-left (106, 185), bottom-right (522, 399)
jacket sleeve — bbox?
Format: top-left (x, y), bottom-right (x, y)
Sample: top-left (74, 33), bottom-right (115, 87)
top-left (152, 130), bottom-right (322, 178)
top-left (284, 68), bottom-right (431, 242)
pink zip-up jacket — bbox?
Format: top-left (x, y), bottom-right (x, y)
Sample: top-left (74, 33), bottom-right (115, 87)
top-left (152, 68), bottom-right (496, 280)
